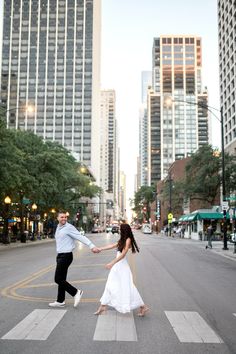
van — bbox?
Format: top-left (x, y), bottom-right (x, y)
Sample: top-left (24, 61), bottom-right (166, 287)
top-left (142, 224), bottom-right (152, 234)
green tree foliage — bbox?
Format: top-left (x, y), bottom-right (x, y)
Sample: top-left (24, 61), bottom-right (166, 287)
top-left (184, 145), bottom-right (221, 204)
top-left (0, 119), bottom-right (100, 211)
top-left (133, 185), bottom-right (156, 221)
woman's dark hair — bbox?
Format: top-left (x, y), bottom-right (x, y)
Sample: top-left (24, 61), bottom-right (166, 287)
top-left (117, 223), bottom-right (139, 253)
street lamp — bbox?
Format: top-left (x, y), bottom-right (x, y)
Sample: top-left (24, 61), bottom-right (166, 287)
top-left (0, 105), bottom-right (35, 129)
top-left (3, 196), bottom-right (11, 244)
top-left (32, 203), bottom-right (37, 240)
top-left (167, 97), bottom-right (228, 250)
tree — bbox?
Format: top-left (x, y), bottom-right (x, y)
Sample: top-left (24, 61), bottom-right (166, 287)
top-left (0, 124), bottom-right (100, 213)
top-left (184, 145), bottom-right (221, 204)
top-left (133, 185), bottom-right (156, 221)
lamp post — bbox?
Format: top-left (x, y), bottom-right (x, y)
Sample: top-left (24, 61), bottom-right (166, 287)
top-left (3, 196), bottom-right (11, 244)
top-left (0, 105), bottom-right (34, 126)
top-left (167, 97), bottom-right (228, 250)
top-left (168, 172), bottom-right (173, 237)
top-left (31, 203), bottom-right (37, 240)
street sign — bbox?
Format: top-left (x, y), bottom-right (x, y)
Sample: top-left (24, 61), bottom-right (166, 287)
top-left (221, 201), bottom-right (229, 211)
top-left (168, 212), bottom-right (173, 221)
top-left (225, 196), bottom-right (236, 201)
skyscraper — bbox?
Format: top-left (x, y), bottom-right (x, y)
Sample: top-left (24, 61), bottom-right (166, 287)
top-left (218, 0), bottom-right (236, 155)
top-left (139, 70), bottom-right (152, 187)
top-left (149, 35), bottom-right (209, 183)
top-left (1, 0), bottom-right (101, 179)
top-left (100, 89), bottom-right (119, 220)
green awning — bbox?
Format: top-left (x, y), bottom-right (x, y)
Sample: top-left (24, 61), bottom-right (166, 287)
top-left (178, 211), bottom-right (224, 222)
top-left (197, 212), bottom-right (223, 220)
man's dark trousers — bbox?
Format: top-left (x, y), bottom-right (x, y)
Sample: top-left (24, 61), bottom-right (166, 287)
top-left (55, 252), bottom-right (77, 303)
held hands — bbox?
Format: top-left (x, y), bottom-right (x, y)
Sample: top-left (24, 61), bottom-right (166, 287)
top-left (91, 247), bottom-right (101, 253)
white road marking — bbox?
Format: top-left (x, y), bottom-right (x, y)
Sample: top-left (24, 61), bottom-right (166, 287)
top-left (234, 313), bottom-right (236, 317)
top-left (93, 310), bottom-right (137, 341)
top-left (165, 311), bottom-right (223, 343)
top-left (2, 309), bottom-right (66, 340)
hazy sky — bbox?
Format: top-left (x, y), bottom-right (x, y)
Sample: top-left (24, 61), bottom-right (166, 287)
top-left (101, 0), bottom-right (221, 203)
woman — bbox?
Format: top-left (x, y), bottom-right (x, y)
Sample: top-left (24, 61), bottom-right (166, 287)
top-left (94, 223), bottom-right (149, 316)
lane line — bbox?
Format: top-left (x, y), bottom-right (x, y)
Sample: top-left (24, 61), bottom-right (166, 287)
top-left (93, 310), bottom-right (137, 341)
top-left (1, 309), bottom-right (66, 340)
top-left (165, 311), bottom-right (223, 343)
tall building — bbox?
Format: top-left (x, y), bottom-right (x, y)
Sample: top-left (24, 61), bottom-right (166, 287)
top-left (100, 89), bottom-right (119, 221)
top-left (149, 35), bottom-right (209, 183)
top-left (139, 70), bottom-right (152, 187)
top-left (1, 0), bottom-right (101, 179)
top-left (119, 170), bottom-right (126, 220)
top-left (218, 0), bottom-right (236, 155)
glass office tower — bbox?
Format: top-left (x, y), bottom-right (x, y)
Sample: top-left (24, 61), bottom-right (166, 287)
top-left (1, 0), bottom-right (101, 177)
top-left (149, 35), bottom-right (209, 182)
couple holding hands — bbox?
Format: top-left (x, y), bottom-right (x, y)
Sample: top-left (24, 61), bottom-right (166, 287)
top-left (49, 211), bottom-right (149, 317)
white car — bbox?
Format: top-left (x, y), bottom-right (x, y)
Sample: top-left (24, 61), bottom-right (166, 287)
top-left (230, 233), bottom-right (236, 242)
top-left (142, 224), bottom-right (152, 234)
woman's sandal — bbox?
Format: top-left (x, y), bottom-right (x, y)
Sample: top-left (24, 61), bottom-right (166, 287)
top-left (137, 306), bottom-right (150, 317)
top-left (93, 306), bottom-right (107, 315)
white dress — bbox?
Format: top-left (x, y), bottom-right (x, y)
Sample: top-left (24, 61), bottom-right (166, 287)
top-left (100, 251), bottom-right (144, 313)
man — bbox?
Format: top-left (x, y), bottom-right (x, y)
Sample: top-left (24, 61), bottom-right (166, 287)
top-left (49, 211), bottom-right (100, 308)
top-left (206, 224), bottom-right (214, 249)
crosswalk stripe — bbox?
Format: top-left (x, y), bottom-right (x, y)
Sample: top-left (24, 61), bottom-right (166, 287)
top-left (1, 309), bottom-right (66, 340)
top-left (165, 311), bottom-right (223, 343)
top-left (93, 310), bottom-right (137, 341)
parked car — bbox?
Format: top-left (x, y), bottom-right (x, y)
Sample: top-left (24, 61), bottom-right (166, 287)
top-left (111, 225), bottom-right (119, 234)
top-left (230, 233), bottom-right (236, 242)
top-left (106, 225), bottom-right (112, 233)
top-left (142, 223), bottom-right (152, 234)
top-left (91, 225), bottom-right (99, 233)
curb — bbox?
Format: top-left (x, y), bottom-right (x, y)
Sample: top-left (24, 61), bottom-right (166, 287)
top-left (0, 238), bottom-right (55, 251)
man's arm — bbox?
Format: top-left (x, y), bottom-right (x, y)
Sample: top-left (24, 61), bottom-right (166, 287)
top-left (69, 225), bottom-right (99, 250)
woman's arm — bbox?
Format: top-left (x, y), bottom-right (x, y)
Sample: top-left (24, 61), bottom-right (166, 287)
top-left (99, 243), bottom-right (118, 251)
top-left (105, 238), bottom-right (131, 269)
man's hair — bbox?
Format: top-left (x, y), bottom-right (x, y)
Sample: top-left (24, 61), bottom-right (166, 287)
top-left (57, 210), bottom-right (67, 216)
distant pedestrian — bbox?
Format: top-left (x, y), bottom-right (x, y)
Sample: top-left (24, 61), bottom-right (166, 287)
top-left (181, 225), bottom-right (185, 238)
top-left (206, 225), bottom-right (214, 249)
top-left (49, 211), bottom-right (100, 308)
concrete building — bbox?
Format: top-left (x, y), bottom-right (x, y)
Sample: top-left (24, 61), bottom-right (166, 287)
top-left (1, 0), bottom-right (101, 180)
top-left (149, 35), bottom-right (209, 184)
top-left (100, 89), bottom-right (119, 222)
top-left (218, 0), bottom-right (236, 155)
top-left (139, 70), bottom-right (152, 187)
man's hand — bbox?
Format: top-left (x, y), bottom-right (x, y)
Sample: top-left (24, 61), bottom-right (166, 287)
top-left (91, 247), bottom-right (101, 253)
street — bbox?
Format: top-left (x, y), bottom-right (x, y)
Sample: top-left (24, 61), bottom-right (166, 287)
top-left (0, 231), bottom-right (236, 354)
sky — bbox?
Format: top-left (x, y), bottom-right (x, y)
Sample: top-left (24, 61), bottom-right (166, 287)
top-left (101, 0), bottom-right (221, 209)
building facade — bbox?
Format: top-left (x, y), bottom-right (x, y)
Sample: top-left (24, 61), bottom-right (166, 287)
top-left (149, 35), bottom-right (209, 184)
top-left (1, 0), bottom-right (101, 179)
top-left (218, 0), bottom-right (236, 155)
top-left (139, 70), bottom-right (152, 187)
top-left (100, 89), bottom-right (119, 222)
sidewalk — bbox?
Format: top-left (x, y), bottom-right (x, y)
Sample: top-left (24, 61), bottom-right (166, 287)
top-left (157, 233), bottom-right (236, 262)
top-left (0, 237), bottom-right (55, 251)
top-left (208, 241), bottom-right (236, 262)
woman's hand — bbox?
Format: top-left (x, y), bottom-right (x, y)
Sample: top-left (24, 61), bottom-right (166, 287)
top-left (105, 262), bottom-right (113, 269)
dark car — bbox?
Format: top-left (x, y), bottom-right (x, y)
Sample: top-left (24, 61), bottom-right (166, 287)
top-left (111, 225), bottom-right (119, 234)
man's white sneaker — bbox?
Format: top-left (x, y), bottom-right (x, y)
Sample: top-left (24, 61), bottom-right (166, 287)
top-left (74, 290), bottom-right (83, 307)
top-left (49, 301), bottom-right (65, 308)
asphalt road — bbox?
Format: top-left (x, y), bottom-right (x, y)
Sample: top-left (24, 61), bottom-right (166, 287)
top-left (0, 231), bottom-right (236, 354)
